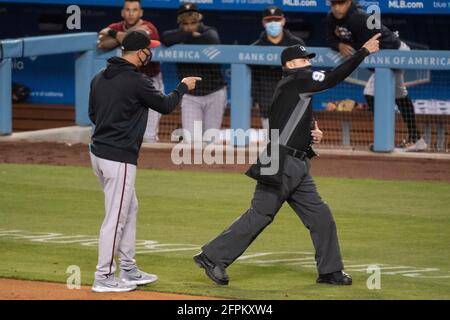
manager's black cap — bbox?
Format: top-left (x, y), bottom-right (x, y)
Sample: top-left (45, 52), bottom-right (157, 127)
top-left (177, 2), bottom-right (201, 16)
top-left (281, 44), bottom-right (316, 66)
top-left (121, 30), bottom-right (160, 51)
top-left (262, 6), bottom-right (284, 20)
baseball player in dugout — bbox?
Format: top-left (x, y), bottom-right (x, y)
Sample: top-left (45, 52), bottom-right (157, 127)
top-left (327, 0), bottom-right (427, 152)
top-left (161, 2), bottom-right (227, 143)
top-left (88, 30), bottom-right (201, 293)
top-left (194, 34), bottom-right (382, 286)
top-left (252, 6), bottom-right (305, 131)
top-left (97, 0), bottom-right (164, 144)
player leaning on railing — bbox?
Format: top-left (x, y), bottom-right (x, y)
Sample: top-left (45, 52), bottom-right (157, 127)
top-left (327, 0), bottom-right (427, 152)
top-left (97, 0), bottom-right (164, 144)
top-left (161, 2), bottom-right (227, 143)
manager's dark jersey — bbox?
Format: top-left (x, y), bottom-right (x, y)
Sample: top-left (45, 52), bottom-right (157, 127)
top-left (89, 57), bottom-right (188, 165)
top-left (269, 48), bottom-right (370, 152)
top-left (326, 2), bottom-right (401, 51)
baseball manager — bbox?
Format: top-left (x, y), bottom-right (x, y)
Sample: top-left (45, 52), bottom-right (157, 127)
top-left (89, 30), bottom-right (201, 292)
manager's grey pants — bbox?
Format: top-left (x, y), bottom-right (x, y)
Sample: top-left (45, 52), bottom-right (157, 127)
top-left (90, 152), bottom-right (138, 280)
top-left (202, 155), bottom-right (344, 275)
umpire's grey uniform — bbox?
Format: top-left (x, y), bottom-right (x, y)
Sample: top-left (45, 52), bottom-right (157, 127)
top-left (201, 46), bottom-right (371, 277)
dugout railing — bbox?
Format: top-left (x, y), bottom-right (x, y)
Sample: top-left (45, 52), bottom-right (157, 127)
top-left (1, 32), bottom-right (450, 152)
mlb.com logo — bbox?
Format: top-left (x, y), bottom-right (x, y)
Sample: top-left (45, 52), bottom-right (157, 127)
top-left (357, 0), bottom-right (381, 7)
top-left (388, 0), bottom-right (424, 9)
top-left (282, 0), bottom-right (318, 7)
top-left (185, 0), bottom-right (213, 3)
top-left (202, 47), bottom-right (221, 60)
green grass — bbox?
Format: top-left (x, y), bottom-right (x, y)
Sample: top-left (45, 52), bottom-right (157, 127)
top-left (0, 163), bottom-right (450, 299)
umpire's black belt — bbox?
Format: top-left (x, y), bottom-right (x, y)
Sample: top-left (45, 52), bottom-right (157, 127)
top-left (284, 145), bottom-right (308, 160)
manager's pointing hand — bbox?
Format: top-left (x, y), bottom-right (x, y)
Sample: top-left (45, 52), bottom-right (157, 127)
top-left (182, 77), bottom-right (203, 91)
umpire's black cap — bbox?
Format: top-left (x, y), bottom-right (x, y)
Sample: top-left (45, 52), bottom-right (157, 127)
top-left (177, 2), bottom-right (201, 16)
top-left (262, 6), bottom-right (284, 20)
top-left (121, 30), bottom-right (160, 51)
top-left (281, 45), bottom-right (316, 66)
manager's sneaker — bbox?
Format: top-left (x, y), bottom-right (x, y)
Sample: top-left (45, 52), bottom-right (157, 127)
top-left (317, 270), bottom-right (352, 285)
top-left (120, 267), bottom-right (158, 286)
top-left (194, 252), bottom-right (229, 286)
top-left (404, 138), bottom-right (427, 152)
top-left (92, 275), bottom-right (137, 293)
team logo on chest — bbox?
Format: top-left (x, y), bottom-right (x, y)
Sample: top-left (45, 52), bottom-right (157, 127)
top-left (334, 26), bottom-right (353, 41)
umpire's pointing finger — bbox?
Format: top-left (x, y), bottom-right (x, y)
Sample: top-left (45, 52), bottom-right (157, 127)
top-left (371, 33), bottom-right (382, 41)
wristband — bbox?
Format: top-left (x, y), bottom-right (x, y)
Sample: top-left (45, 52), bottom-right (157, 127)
top-left (107, 29), bottom-right (118, 39)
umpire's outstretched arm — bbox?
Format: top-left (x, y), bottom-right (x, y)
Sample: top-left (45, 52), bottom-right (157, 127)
top-left (303, 33), bottom-right (381, 93)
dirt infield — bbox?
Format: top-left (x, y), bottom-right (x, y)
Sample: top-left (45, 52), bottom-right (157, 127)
top-left (0, 141), bottom-right (449, 182)
top-left (0, 279), bottom-right (220, 300)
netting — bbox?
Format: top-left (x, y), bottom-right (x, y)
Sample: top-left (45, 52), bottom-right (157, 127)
top-left (155, 62), bottom-right (230, 143)
top-left (404, 70), bottom-right (450, 152)
top-left (152, 62), bottom-right (449, 153)
top-left (311, 66), bottom-right (375, 150)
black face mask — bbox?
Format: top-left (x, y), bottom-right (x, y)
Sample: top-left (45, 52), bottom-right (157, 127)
top-left (282, 65), bottom-right (311, 76)
top-left (138, 49), bottom-right (152, 66)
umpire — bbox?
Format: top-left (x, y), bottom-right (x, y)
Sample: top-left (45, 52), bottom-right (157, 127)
top-left (89, 30), bottom-right (200, 293)
top-left (194, 34), bottom-right (381, 286)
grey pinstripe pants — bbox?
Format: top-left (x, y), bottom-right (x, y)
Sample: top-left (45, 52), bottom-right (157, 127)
top-left (181, 87), bottom-right (227, 143)
top-left (143, 72), bottom-right (165, 143)
top-left (90, 152), bottom-right (138, 280)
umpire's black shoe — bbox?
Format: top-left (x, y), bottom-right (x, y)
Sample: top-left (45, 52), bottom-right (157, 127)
top-left (193, 252), bottom-right (229, 285)
top-left (316, 271), bottom-right (352, 285)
